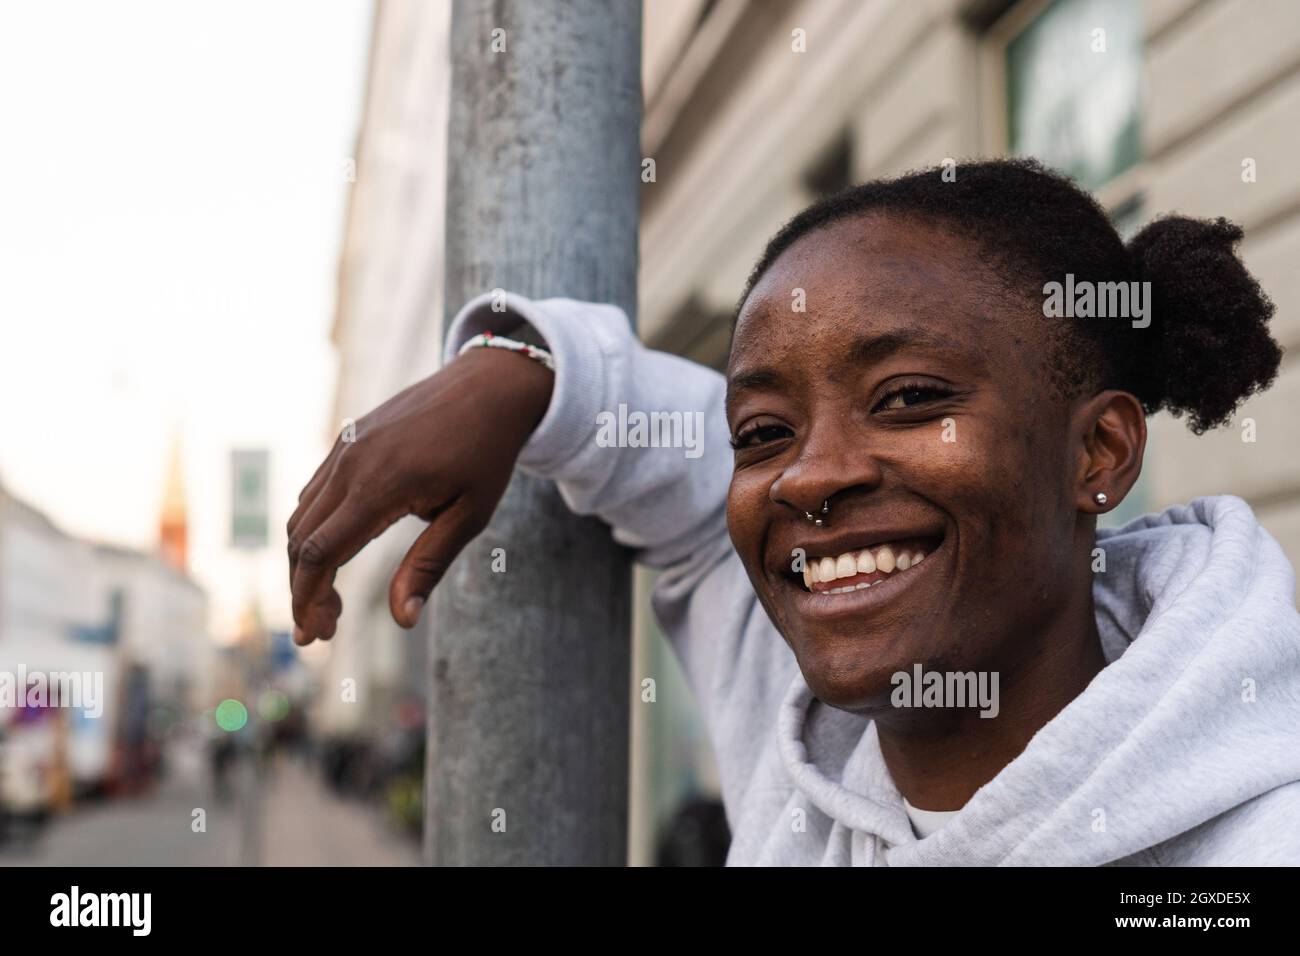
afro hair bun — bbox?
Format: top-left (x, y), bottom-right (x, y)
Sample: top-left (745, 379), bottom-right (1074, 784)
top-left (1126, 215), bottom-right (1282, 433)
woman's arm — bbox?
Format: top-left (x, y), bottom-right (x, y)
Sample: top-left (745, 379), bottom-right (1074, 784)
top-left (287, 291), bottom-right (732, 642)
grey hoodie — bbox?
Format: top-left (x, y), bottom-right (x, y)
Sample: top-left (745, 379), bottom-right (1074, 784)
top-left (444, 291), bottom-right (1300, 866)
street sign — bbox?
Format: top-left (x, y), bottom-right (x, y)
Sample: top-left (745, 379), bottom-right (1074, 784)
top-left (230, 449), bottom-right (269, 549)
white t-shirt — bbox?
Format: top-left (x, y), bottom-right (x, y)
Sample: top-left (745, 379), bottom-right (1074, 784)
top-left (902, 797), bottom-right (959, 839)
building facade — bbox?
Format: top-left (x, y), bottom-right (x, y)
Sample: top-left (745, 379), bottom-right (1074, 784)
top-left (0, 479), bottom-right (210, 802)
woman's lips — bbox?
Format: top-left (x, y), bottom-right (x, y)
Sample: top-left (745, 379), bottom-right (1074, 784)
top-left (781, 534), bottom-right (944, 620)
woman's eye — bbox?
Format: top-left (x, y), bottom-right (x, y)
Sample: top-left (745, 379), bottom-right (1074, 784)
top-left (731, 423), bottom-right (790, 449)
top-left (876, 385), bottom-right (950, 412)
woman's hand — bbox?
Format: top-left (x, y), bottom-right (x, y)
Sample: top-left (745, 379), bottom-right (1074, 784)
top-left (287, 346), bottom-right (554, 645)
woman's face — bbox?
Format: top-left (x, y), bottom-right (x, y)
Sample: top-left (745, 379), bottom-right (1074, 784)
top-left (725, 213), bottom-right (1087, 714)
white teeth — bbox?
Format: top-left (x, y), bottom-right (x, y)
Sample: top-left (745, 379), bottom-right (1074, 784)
top-left (805, 542), bottom-right (931, 592)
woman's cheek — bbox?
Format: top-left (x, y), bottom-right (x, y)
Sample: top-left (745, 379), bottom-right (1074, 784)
top-left (955, 413), bottom-right (1067, 560)
top-left (899, 414), bottom-right (1003, 498)
top-left (908, 414), bottom-right (1041, 543)
top-left (725, 470), bottom-right (768, 554)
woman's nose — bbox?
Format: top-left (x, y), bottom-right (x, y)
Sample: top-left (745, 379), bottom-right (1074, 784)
top-left (769, 419), bottom-right (883, 516)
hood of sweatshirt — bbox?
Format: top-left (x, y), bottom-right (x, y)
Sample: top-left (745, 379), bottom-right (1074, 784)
top-left (775, 495), bottom-right (1300, 865)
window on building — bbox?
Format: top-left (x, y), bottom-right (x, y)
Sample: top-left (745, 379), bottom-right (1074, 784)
top-left (1006, 0), bottom-right (1141, 192)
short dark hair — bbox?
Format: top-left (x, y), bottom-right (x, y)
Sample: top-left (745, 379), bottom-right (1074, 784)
top-left (736, 158), bottom-right (1281, 433)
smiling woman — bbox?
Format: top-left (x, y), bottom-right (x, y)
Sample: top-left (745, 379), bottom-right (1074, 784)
top-left (288, 158), bottom-right (1300, 866)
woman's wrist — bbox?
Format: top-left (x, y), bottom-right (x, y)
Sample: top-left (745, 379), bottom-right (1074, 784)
top-left (455, 343), bottom-right (555, 437)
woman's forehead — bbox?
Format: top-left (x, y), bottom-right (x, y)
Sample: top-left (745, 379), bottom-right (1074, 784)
top-left (738, 215), bottom-right (1002, 323)
top-left (733, 271), bottom-right (1003, 358)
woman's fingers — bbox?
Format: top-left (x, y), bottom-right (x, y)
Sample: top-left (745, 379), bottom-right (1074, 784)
top-left (287, 439), bottom-right (347, 538)
top-left (286, 446), bottom-right (343, 598)
top-left (286, 471), bottom-right (350, 611)
top-left (289, 491), bottom-right (396, 643)
top-left (291, 583), bottom-right (342, 646)
top-left (388, 499), bottom-right (485, 629)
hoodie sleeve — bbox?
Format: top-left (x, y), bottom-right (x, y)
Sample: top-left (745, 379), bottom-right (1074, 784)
top-left (441, 290), bottom-right (732, 571)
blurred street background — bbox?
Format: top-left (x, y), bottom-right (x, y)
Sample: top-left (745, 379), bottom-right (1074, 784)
top-left (3, 0), bottom-right (1298, 865)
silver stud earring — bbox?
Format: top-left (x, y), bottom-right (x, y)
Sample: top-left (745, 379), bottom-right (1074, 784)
top-left (1094, 492), bottom-right (1109, 507)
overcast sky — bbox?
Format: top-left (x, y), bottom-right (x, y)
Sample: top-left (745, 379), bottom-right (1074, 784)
top-left (0, 0), bottom-right (373, 640)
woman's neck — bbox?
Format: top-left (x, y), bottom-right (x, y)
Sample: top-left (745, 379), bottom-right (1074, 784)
top-left (873, 603), bottom-right (1108, 812)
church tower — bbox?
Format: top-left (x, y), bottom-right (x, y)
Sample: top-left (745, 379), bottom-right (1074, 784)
top-left (159, 435), bottom-right (188, 571)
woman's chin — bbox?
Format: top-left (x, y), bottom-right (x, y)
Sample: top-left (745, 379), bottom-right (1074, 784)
top-left (796, 653), bottom-right (908, 715)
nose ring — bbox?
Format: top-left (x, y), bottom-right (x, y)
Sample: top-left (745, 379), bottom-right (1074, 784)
top-left (804, 500), bottom-right (831, 527)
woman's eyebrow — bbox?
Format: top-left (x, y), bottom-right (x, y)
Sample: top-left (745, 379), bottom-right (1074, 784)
top-left (848, 327), bottom-right (953, 366)
top-left (726, 366), bottom-right (786, 412)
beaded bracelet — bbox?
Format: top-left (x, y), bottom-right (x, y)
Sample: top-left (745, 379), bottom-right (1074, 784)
top-left (457, 331), bottom-right (556, 371)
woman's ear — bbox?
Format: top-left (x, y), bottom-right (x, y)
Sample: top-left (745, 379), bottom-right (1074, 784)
top-left (1073, 390), bottom-right (1147, 515)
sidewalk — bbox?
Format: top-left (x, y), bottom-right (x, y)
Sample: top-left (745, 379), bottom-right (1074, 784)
top-left (258, 757), bottom-right (420, 867)
top-left (0, 747), bottom-right (420, 867)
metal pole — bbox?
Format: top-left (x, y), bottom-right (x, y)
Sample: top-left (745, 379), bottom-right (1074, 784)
top-left (428, 0), bottom-right (641, 865)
